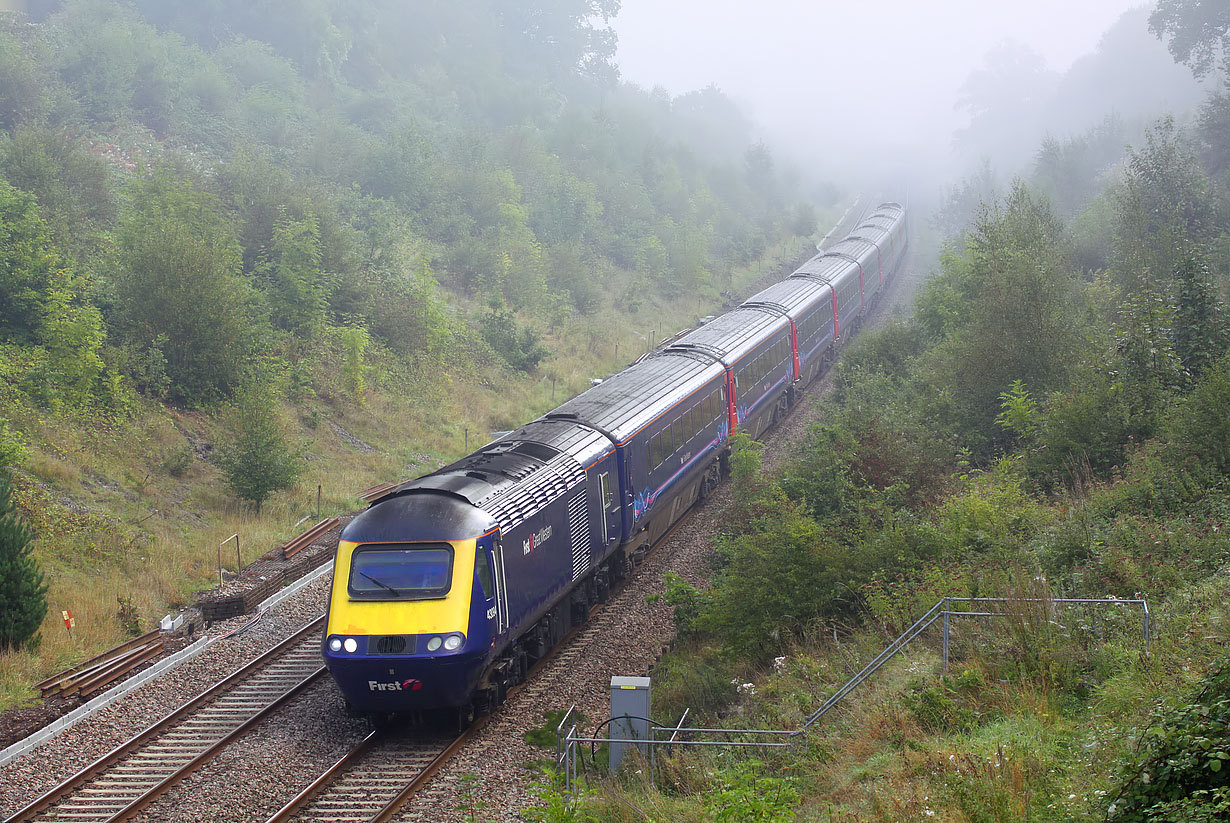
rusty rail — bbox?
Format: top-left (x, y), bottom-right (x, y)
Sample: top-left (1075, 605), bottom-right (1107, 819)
top-left (280, 517), bottom-right (340, 560)
top-left (357, 481), bottom-right (397, 503)
top-left (35, 629), bottom-right (165, 697)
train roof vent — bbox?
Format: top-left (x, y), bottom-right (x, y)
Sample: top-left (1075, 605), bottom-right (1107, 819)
top-left (512, 441), bottom-right (559, 462)
top-left (465, 471), bottom-right (489, 481)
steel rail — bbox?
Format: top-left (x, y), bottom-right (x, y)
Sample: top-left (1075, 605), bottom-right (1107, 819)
top-left (5, 616), bottom-right (325, 823)
top-left (106, 668), bottom-right (327, 823)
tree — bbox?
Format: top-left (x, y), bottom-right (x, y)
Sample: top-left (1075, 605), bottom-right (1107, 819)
top-left (1173, 254), bottom-right (1227, 381)
top-left (115, 174), bottom-right (255, 405)
top-left (1198, 65), bottom-right (1230, 178)
top-left (932, 182), bottom-right (1078, 455)
top-left (217, 388), bottom-right (301, 510)
top-left (1149, 0), bottom-right (1230, 78)
top-left (1167, 354), bottom-right (1230, 475)
top-left (259, 210), bottom-right (330, 335)
top-left (0, 472), bottom-right (47, 652)
top-left (0, 178), bottom-right (59, 344)
top-left (1111, 117), bottom-right (1215, 293)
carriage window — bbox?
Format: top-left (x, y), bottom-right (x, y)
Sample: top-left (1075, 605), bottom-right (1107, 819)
top-left (650, 433), bottom-right (662, 470)
top-left (475, 548), bottom-right (494, 600)
top-left (349, 544), bottom-right (453, 600)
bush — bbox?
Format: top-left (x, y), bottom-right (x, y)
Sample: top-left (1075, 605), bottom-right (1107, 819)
top-left (1108, 654), bottom-right (1230, 821)
top-left (217, 387), bottom-right (301, 510)
top-left (481, 301), bottom-right (549, 373)
top-left (1167, 354), bottom-right (1230, 475)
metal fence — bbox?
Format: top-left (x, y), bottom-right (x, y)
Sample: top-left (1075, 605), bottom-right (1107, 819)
top-left (557, 596), bottom-right (1150, 791)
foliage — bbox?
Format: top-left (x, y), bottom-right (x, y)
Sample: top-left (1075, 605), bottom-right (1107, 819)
top-left (0, 419), bottom-right (27, 469)
top-left (653, 572), bottom-right (702, 635)
top-left (1108, 653), bottom-right (1230, 821)
top-left (336, 325), bottom-right (370, 400)
top-left (481, 302), bottom-right (550, 373)
top-left (727, 430), bottom-right (763, 484)
top-left (1149, 0), bottom-right (1230, 78)
top-left (1172, 253), bottom-right (1226, 380)
top-left (0, 178), bottom-right (60, 344)
top-left (114, 173), bottom-right (255, 405)
top-left (217, 386), bottom-right (301, 509)
top-left (1111, 117), bottom-right (1216, 292)
top-left (1166, 354), bottom-right (1230, 474)
top-left (259, 210), bottom-right (330, 335)
top-left (701, 760), bottom-right (799, 823)
top-left (921, 182), bottom-right (1077, 456)
top-left (0, 472), bottom-right (47, 652)
top-left (1114, 288), bottom-right (1182, 441)
top-left (116, 595), bottom-right (141, 637)
top-left (995, 379), bottom-right (1038, 442)
top-left (522, 768), bottom-right (598, 823)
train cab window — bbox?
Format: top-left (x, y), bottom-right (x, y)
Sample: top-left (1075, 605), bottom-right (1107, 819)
top-left (475, 549), bottom-right (494, 600)
top-left (348, 543), bottom-right (453, 600)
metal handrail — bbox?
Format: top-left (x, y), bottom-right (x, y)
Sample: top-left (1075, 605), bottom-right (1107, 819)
top-left (559, 596), bottom-right (1152, 792)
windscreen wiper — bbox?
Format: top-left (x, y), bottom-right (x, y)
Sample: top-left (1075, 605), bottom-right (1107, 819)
top-left (358, 570), bottom-right (400, 596)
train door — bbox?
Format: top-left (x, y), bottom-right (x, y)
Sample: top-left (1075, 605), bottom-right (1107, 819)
top-left (599, 468), bottom-right (617, 547)
top-left (475, 540), bottom-right (498, 636)
top-left (492, 537), bottom-right (510, 636)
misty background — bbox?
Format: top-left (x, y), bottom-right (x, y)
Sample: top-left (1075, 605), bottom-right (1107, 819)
top-left (614, 0), bottom-right (1210, 196)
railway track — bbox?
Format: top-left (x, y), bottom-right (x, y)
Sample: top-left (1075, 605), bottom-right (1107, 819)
top-left (262, 510), bottom-right (695, 823)
top-left (266, 727), bottom-right (462, 823)
top-left (5, 618), bottom-right (327, 823)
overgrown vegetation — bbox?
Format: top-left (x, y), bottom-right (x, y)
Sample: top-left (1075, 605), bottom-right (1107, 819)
top-left (538, 3), bottom-right (1230, 820)
top-left (0, 0), bottom-right (827, 706)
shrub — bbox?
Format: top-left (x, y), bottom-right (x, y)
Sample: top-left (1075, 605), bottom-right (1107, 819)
top-left (217, 387), bottom-right (301, 510)
top-left (1107, 654), bottom-right (1230, 821)
top-left (1167, 354), bottom-right (1230, 475)
top-left (481, 301), bottom-right (549, 373)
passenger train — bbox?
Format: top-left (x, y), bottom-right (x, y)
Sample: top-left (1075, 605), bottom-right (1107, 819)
top-left (323, 202), bottom-right (909, 719)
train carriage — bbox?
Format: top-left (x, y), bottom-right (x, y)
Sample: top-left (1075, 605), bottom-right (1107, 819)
top-left (666, 308), bottom-right (794, 441)
top-left (792, 254), bottom-right (864, 340)
top-left (743, 277), bottom-right (837, 388)
top-left (550, 351), bottom-right (729, 552)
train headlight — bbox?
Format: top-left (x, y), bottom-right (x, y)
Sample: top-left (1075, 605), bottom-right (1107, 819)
top-left (426, 636), bottom-right (443, 652)
top-left (343, 638), bottom-right (358, 653)
top-left (328, 637), bottom-right (342, 652)
top-left (443, 634), bottom-right (464, 651)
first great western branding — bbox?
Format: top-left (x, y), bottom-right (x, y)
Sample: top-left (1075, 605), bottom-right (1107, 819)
top-left (522, 525), bottom-right (553, 555)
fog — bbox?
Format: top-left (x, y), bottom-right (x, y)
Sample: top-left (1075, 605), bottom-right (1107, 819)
top-left (612, 0), bottom-right (1205, 199)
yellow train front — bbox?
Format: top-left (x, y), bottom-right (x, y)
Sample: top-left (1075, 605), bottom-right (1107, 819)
top-left (323, 492), bottom-right (501, 715)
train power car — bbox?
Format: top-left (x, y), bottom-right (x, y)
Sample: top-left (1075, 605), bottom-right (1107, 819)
top-left (323, 202), bottom-right (908, 719)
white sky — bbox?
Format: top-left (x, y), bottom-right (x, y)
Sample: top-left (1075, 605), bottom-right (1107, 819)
top-left (612, 0), bottom-right (1153, 188)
